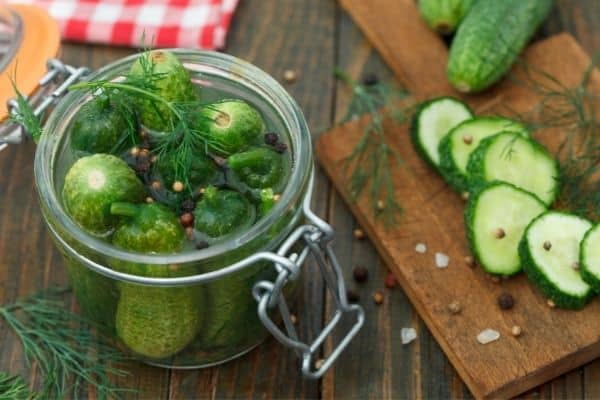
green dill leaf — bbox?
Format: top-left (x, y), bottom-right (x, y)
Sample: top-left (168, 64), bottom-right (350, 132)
top-left (9, 80), bottom-right (43, 144)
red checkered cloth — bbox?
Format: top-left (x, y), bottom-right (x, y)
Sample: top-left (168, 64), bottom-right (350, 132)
top-left (9, 0), bottom-right (239, 49)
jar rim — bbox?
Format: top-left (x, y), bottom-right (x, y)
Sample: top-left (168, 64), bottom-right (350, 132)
top-left (34, 50), bottom-right (312, 266)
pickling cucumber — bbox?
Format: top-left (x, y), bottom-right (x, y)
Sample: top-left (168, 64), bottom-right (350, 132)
top-left (519, 212), bottom-right (595, 309)
top-left (438, 117), bottom-right (529, 191)
top-left (465, 182), bottom-right (546, 276)
top-left (447, 0), bottom-right (554, 92)
top-left (418, 0), bottom-right (475, 35)
top-left (580, 224), bottom-right (600, 293)
top-left (466, 132), bottom-right (559, 205)
top-left (411, 97), bottom-right (473, 169)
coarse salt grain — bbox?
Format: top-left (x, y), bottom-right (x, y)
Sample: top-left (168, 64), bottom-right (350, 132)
top-left (401, 328), bottom-right (417, 345)
top-left (477, 329), bottom-right (500, 344)
top-left (435, 252), bottom-right (449, 268)
top-left (415, 243), bottom-right (427, 253)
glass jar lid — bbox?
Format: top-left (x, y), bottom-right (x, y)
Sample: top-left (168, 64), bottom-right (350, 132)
top-left (0, 4), bottom-right (60, 148)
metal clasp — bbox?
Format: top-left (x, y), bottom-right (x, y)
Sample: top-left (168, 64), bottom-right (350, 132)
top-left (1, 59), bottom-right (89, 151)
top-left (252, 187), bottom-right (365, 379)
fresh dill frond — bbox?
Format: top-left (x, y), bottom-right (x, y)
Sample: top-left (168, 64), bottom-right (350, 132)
top-left (9, 79), bottom-right (43, 144)
top-left (334, 68), bottom-right (413, 226)
top-left (503, 53), bottom-right (600, 218)
top-left (0, 287), bottom-right (133, 399)
top-left (0, 372), bottom-right (38, 400)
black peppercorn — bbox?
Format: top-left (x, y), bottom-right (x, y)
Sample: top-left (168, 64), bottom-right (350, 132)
top-left (181, 198), bottom-right (196, 213)
top-left (353, 266), bottom-right (368, 283)
top-left (346, 289), bottom-right (360, 303)
top-left (196, 240), bottom-right (209, 250)
top-left (264, 132), bottom-right (279, 145)
top-left (274, 142), bottom-right (288, 154)
top-left (361, 73), bottom-right (379, 86)
top-left (498, 292), bottom-right (515, 310)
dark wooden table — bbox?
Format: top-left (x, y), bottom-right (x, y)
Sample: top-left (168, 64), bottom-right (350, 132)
top-left (1, 1), bottom-right (599, 398)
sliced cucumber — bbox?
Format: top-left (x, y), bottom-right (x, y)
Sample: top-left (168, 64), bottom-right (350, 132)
top-left (467, 132), bottom-right (559, 205)
top-left (519, 212), bottom-right (594, 309)
top-left (580, 224), bottom-right (600, 293)
top-left (438, 117), bottom-right (529, 191)
top-left (465, 182), bottom-right (546, 276)
top-left (411, 97), bottom-right (473, 169)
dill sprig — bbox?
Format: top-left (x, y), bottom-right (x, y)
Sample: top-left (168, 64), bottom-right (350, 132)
top-left (0, 372), bottom-right (38, 400)
top-left (335, 69), bottom-right (413, 226)
top-left (9, 80), bottom-right (43, 144)
top-left (503, 53), bottom-right (600, 218)
top-left (0, 287), bottom-right (133, 399)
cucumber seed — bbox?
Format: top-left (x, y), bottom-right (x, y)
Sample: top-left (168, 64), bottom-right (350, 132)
top-left (543, 241), bottom-right (552, 251)
top-left (494, 228), bottom-right (506, 239)
top-left (462, 135), bottom-right (473, 145)
top-left (572, 261), bottom-right (580, 270)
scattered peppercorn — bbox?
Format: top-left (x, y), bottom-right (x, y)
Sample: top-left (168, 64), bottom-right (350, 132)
top-left (273, 193), bottom-right (281, 202)
top-left (139, 140), bottom-right (150, 150)
top-left (373, 291), bottom-right (384, 305)
top-left (461, 191), bottom-right (470, 201)
top-left (384, 273), bottom-right (397, 289)
top-left (145, 196), bottom-right (154, 204)
top-left (264, 132), bottom-right (279, 145)
top-left (172, 181), bottom-right (184, 192)
top-left (130, 146), bottom-right (140, 157)
top-left (353, 228), bottom-right (365, 240)
top-left (448, 300), bottom-right (461, 314)
top-left (361, 73), bottom-right (379, 86)
top-left (196, 240), bottom-right (209, 250)
top-left (290, 314), bottom-right (298, 324)
top-left (353, 266), bottom-right (369, 283)
top-left (547, 299), bottom-right (556, 308)
top-left (495, 228), bottom-right (506, 239)
top-left (497, 292), bottom-right (515, 310)
top-left (274, 142), bottom-right (288, 154)
top-left (139, 148), bottom-right (150, 159)
top-left (180, 212), bottom-right (194, 227)
top-left (511, 325), bottom-right (522, 337)
top-left (150, 155), bottom-right (158, 164)
top-left (376, 200), bottom-right (385, 211)
top-left (151, 180), bottom-right (161, 190)
top-left (543, 241), bottom-right (552, 251)
top-left (135, 160), bottom-right (150, 173)
top-left (464, 255), bottom-right (476, 268)
top-left (314, 358), bottom-right (325, 370)
top-left (346, 289), bottom-right (360, 303)
top-left (283, 69), bottom-right (298, 83)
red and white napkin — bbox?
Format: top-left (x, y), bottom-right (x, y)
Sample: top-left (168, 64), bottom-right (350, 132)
top-left (9, 0), bottom-right (240, 49)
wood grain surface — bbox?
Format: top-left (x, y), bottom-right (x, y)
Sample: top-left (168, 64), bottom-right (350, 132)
top-left (0, 0), bottom-right (599, 399)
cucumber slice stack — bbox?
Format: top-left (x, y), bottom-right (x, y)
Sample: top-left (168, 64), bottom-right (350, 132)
top-left (411, 97), bottom-right (473, 169)
top-left (519, 212), bottom-right (594, 309)
top-left (466, 182), bottom-right (547, 276)
top-left (467, 132), bottom-right (559, 205)
top-left (580, 224), bottom-right (600, 293)
top-left (438, 117), bottom-right (529, 191)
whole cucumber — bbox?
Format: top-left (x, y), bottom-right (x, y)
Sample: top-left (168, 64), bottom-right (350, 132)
top-left (418, 0), bottom-right (475, 35)
top-left (447, 0), bottom-right (553, 93)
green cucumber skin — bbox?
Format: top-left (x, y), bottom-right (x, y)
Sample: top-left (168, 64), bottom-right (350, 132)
top-left (580, 224), bottom-right (600, 293)
top-left (438, 117), bottom-right (530, 192)
top-left (447, 0), bottom-right (554, 93)
top-left (464, 182), bottom-right (546, 276)
top-left (466, 132), bottom-right (559, 205)
top-left (519, 212), bottom-right (595, 309)
top-left (410, 96), bottom-right (473, 170)
top-left (418, 0), bottom-right (475, 35)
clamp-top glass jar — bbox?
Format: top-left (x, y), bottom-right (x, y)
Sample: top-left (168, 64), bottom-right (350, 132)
top-left (21, 50), bottom-right (364, 376)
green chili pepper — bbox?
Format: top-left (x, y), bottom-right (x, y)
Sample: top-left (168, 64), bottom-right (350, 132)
top-left (62, 154), bottom-right (146, 236)
top-left (110, 202), bottom-right (201, 359)
top-left (194, 186), bottom-right (256, 238)
top-left (228, 147), bottom-right (285, 190)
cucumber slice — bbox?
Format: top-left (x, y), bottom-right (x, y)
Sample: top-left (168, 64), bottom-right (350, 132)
top-left (411, 97), bottom-right (473, 168)
top-left (438, 117), bottom-right (529, 191)
top-left (467, 132), bottom-right (559, 205)
top-left (465, 182), bottom-right (546, 276)
top-left (519, 212), bottom-right (594, 309)
top-left (580, 224), bottom-right (600, 293)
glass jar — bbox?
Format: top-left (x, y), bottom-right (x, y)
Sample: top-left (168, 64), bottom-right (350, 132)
top-left (27, 50), bottom-right (364, 376)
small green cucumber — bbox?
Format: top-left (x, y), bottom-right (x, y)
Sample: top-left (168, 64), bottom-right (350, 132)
top-left (418, 0), bottom-right (475, 35)
top-left (580, 224), bottom-right (600, 293)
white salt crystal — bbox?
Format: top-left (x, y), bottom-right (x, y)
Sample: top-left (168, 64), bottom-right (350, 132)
top-left (401, 327), bottom-right (417, 345)
top-left (435, 252), bottom-right (449, 268)
top-left (415, 243), bottom-right (427, 253)
top-left (477, 329), bottom-right (500, 344)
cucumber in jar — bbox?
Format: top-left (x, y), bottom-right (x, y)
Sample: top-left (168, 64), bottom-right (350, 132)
top-left (110, 202), bottom-right (202, 359)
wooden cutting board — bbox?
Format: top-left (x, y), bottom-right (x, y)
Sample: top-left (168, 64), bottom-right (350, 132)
top-left (316, 1), bottom-right (600, 399)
